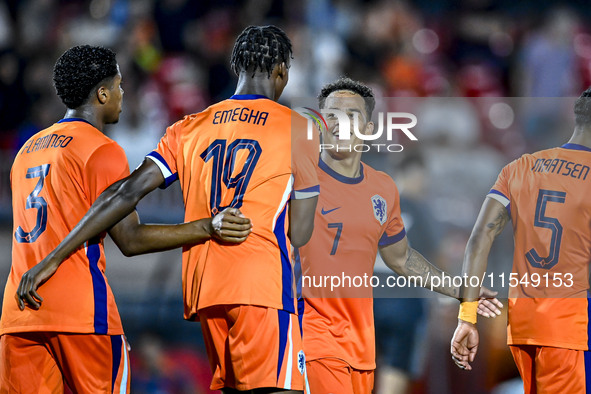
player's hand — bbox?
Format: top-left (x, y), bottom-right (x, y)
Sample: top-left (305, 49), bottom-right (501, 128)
top-left (210, 208), bottom-right (253, 244)
top-left (15, 258), bottom-right (60, 311)
top-left (450, 320), bottom-right (479, 371)
top-left (477, 287), bottom-right (503, 318)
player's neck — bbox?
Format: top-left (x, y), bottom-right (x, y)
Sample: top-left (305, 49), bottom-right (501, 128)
top-left (234, 73), bottom-right (276, 101)
top-left (63, 108), bottom-right (103, 131)
top-left (321, 151), bottom-right (362, 178)
top-left (568, 127), bottom-right (591, 149)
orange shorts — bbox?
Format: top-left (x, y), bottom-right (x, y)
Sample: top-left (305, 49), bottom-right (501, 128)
top-left (510, 345), bottom-right (587, 394)
top-left (306, 358), bottom-right (374, 394)
top-left (0, 332), bottom-right (130, 393)
top-left (199, 305), bottom-right (305, 391)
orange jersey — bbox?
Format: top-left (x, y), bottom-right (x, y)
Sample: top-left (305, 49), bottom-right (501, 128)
top-left (1, 118), bottom-right (129, 335)
top-left (298, 159), bottom-right (405, 370)
top-left (489, 143), bottom-right (591, 350)
top-left (147, 95), bottom-right (320, 320)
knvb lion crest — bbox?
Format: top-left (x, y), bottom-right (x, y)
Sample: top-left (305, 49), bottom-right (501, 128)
top-left (371, 195), bottom-right (387, 225)
top-left (297, 350), bottom-right (305, 375)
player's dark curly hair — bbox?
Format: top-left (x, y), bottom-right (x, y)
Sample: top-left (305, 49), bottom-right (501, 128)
top-left (574, 87), bottom-right (591, 126)
top-left (318, 77), bottom-right (376, 119)
top-left (53, 45), bottom-right (118, 109)
top-left (230, 25), bottom-right (292, 78)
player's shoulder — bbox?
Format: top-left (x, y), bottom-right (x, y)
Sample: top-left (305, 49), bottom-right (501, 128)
top-left (168, 111), bottom-right (202, 131)
top-left (17, 120), bottom-right (115, 158)
top-left (362, 161), bottom-right (394, 181)
top-left (361, 161), bottom-right (398, 191)
top-left (502, 152), bottom-right (538, 172)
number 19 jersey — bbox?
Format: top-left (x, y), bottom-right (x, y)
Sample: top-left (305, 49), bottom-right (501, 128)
top-left (147, 95), bottom-right (320, 320)
top-left (488, 143), bottom-right (591, 350)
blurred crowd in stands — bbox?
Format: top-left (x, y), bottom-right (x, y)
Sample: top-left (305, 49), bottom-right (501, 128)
top-left (0, 0), bottom-right (589, 392)
top-left (0, 0), bottom-right (590, 156)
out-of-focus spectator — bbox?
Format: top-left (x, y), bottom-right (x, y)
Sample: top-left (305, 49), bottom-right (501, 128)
top-left (0, 50), bottom-right (28, 147)
top-left (131, 332), bottom-right (211, 394)
top-left (518, 7), bottom-right (579, 97)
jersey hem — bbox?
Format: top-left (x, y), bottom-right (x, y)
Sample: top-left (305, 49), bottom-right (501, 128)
top-left (191, 302), bottom-right (297, 320)
top-left (305, 355), bottom-right (376, 371)
top-left (0, 325), bottom-right (124, 336)
top-left (507, 337), bottom-right (587, 351)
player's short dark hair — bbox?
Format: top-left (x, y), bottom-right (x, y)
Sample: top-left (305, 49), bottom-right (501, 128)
top-left (230, 25), bottom-right (292, 78)
top-left (318, 77), bottom-right (376, 119)
top-left (53, 45), bottom-right (118, 109)
top-left (574, 87), bottom-right (591, 126)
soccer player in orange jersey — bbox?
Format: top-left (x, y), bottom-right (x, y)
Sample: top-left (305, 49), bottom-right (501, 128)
top-left (17, 26), bottom-right (320, 393)
top-left (0, 46), bottom-right (252, 393)
top-left (297, 77), bottom-right (501, 394)
top-left (451, 88), bottom-right (591, 393)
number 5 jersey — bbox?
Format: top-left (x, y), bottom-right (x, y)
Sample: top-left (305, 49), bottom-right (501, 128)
top-left (1, 118), bottom-right (129, 335)
top-left (146, 95), bottom-right (320, 320)
top-left (488, 143), bottom-right (591, 350)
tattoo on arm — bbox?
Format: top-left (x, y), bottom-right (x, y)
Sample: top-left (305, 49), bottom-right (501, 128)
top-left (405, 249), bottom-right (429, 276)
top-left (485, 208), bottom-right (509, 236)
top-left (404, 248), bottom-right (459, 298)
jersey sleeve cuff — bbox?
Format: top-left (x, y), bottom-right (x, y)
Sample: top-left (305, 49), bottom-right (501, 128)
top-left (378, 228), bottom-right (406, 247)
top-left (146, 151), bottom-right (178, 189)
top-left (487, 189), bottom-right (511, 216)
top-left (292, 185), bottom-right (320, 200)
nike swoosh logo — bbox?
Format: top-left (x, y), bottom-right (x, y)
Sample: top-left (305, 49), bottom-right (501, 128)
top-left (321, 207), bottom-right (341, 215)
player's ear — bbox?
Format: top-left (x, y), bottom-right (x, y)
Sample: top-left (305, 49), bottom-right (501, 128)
top-left (274, 62), bottom-right (288, 83)
top-left (96, 85), bottom-right (109, 105)
top-left (280, 62), bottom-right (289, 79)
top-left (364, 120), bottom-right (374, 136)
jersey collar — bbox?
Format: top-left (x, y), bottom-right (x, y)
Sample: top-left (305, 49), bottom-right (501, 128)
top-left (57, 118), bottom-right (94, 126)
top-left (319, 157), bottom-right (364, 184)
top-left (230, 94), bottom-right (270, 100)
top-left (560, 143), bottom-right (591, 152)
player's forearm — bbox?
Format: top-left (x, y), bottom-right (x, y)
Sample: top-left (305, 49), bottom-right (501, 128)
top-left (460, 229), bottom-right (496, 301)
top-left (398, 248), bottom-right (460, 298)
top-left (46, 179), bottom-right (145, 264)
top-left (289, 196), bottom-right (318, 247)
top-left (460, 198), bottom-right (509, 301)
top-left (120, 219), bottom-right (213, 256)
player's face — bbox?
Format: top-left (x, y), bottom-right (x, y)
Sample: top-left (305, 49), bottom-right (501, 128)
top-left (105, 65), bottom-right (124, 124)
top-left (321, 91), bottom-right (373, 158)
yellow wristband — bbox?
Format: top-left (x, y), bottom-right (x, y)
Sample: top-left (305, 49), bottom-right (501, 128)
top-left (458, 301), bottom-right (478, 324)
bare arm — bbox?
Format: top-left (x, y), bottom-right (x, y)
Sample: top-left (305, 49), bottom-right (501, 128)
top-left (108, 208), bottom-right (252, 257)
top-left (459, 197), bottom-right (509, 301)
top-left (379, 235), bottom-right (460, 298)
top-left (451, 197), bottom-right (509, 370)
top-left (288, 196), bottom-right (318, 247)
top-left (15, 159), bottom-right (164, 310)
top-left (17, 158), bottom-right (253, 310)
top-left (45, 159), bottom-right (165, 263)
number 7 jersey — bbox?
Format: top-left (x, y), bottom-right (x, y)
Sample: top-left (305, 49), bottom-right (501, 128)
top-left (488, 143), bottom-right (591, 350)
top-left (146, 95), bottom-right (320, 320)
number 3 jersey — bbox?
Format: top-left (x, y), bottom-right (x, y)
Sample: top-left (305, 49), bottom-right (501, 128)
top-left (1, 119), bottom-right (129, 335)
top-left (488, 143), bottom-right (591, 350)
top-left (146, 95), bottom-right (320, 320)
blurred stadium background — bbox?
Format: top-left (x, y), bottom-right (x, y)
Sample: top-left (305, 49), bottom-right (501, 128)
top-left (0, 0), bottom-right (589, 392)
